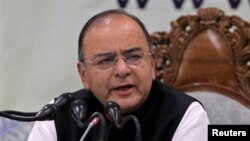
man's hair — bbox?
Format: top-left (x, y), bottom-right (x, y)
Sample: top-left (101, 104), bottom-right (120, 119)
top-left (78, 9), bottom-right (152, 62)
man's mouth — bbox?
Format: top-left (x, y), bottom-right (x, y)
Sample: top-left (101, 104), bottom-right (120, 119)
top-left (112, 84), bottom-right (134, 96)
top-left (114, 84), bottom-right (133, 90)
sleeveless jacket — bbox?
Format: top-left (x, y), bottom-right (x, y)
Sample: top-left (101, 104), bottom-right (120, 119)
top-left (54, 79), bottom-right (197, 141)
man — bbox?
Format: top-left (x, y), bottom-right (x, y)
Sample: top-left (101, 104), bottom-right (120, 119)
top-left (28, 9), bottom-right (209, 141)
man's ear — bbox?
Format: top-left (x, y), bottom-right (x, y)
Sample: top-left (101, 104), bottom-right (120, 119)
top-left (77, 62), bottom-right (90, 89)
top-left (150, 53), bottom-right (156, 80)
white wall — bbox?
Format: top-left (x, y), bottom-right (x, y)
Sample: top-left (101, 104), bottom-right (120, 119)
top-left (0, 0), bottom-right (3, 107)
top-left (1, 0), bottom-right (250, 112)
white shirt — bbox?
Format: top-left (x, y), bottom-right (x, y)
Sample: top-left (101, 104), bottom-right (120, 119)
top-left (28, 101), bottom-right (209, 141)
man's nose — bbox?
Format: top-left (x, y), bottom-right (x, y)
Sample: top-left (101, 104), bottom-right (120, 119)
top-left (113, 57), bottom-right (131, 78)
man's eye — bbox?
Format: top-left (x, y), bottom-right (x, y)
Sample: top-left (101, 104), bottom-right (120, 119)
top-left (126, 54), bottom-right (142, 61)
top-left (95, 57), bottom-right (114, 65)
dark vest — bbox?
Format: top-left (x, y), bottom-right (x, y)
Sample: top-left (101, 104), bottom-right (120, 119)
top-left (54, 80), bottom-right (196, 141)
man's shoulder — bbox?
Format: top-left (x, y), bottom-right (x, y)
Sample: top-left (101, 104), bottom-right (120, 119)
top-left (71, 89), bottom-right (91, 99)
top-left (152, 79), bottom-right (197, 102)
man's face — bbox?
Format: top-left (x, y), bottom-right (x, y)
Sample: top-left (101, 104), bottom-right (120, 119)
top-left (77, 15), bottom-right (155, 113)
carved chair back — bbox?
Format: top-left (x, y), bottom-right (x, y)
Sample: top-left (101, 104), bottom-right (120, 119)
top-left (150, 8), bottom-right (250, 123)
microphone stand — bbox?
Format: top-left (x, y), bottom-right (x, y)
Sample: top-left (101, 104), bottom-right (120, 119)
top-left (74, 112), bottom-right (107, 141)
top-left (117, 115), bottom-right (142, 141)
top-left (0, 93), bottom-right (74, 121)
top-left (0, 103), bottom-right (59, 121)
top-left (70, 99), bottom-right (107, 141)
top-left (0, 111), bottom-right (37, 121)
top-left (104, 101), bottom-right (142, 141)
top-left (79, 117), bottom-right (99, 141)
top-left (0, 91), bottom-right (108, 141)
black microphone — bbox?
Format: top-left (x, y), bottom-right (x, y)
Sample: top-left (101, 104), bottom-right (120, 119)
top-left (35, 92), bottom-right (75, 120)
top-left (36, 89), bottom-right (91, 121)
top-left (0, 89), bottom-right (90, 122)
top-left (104, 101), bottom-right (122, 127)
top-left (104, 101), bottom-right (142, 141)
top-left (0, 92), bottom-right (75, 121)
top-left (70, 100), bottom-right (107, 141)
top-left (70, 99), bottom-right (88, 125)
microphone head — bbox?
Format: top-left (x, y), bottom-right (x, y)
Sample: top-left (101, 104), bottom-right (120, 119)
top-left (104, 101), bottom-right (121, 127)
top-left (36, 93), bottom-right (74, 120)
top-left (70, 100), bottom-right (87, 122)
top-left (54, 93), bottom-right (74, 109)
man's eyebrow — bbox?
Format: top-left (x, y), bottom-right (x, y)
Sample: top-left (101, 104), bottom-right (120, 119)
top-left (93, 52), bottom-right (115, 58)
top-left (122, 47), bottom-right (143, 54)
top-left (92, 47), bottom-right (143, 58)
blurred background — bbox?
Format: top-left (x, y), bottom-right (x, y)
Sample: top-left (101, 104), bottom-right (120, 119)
top-left (0, 0), bottom-right (250, 140)
top-left (1, 0), bottom-right (250, 112)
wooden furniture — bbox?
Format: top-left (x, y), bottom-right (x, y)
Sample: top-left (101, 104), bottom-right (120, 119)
top-left (150, 7), bottom-right (250, 123)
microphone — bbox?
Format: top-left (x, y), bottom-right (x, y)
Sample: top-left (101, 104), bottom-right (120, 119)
top-left (104, 101), bottom-right (142, 141)
top-left (0, 89), bottom-right (90, 122)
top-left (35, 92), bottom-right (75, 120)
top-left (70, 99), bottom-right (88, 125)
top-left (0, 92), bottom-right (75, 121)
top-left (104, 101), bottom-right (122, 127)
top-left (70, 99), bottom-right (107, 141)
top-left (79, 117), bottom-right (99, 141)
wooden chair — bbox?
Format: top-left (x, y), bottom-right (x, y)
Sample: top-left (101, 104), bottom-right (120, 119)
top-left (150, 7), bottom-right (250, 124)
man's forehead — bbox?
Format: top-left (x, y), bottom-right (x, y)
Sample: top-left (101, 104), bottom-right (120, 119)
top-left (88, 14), bottom-right (137, 29)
